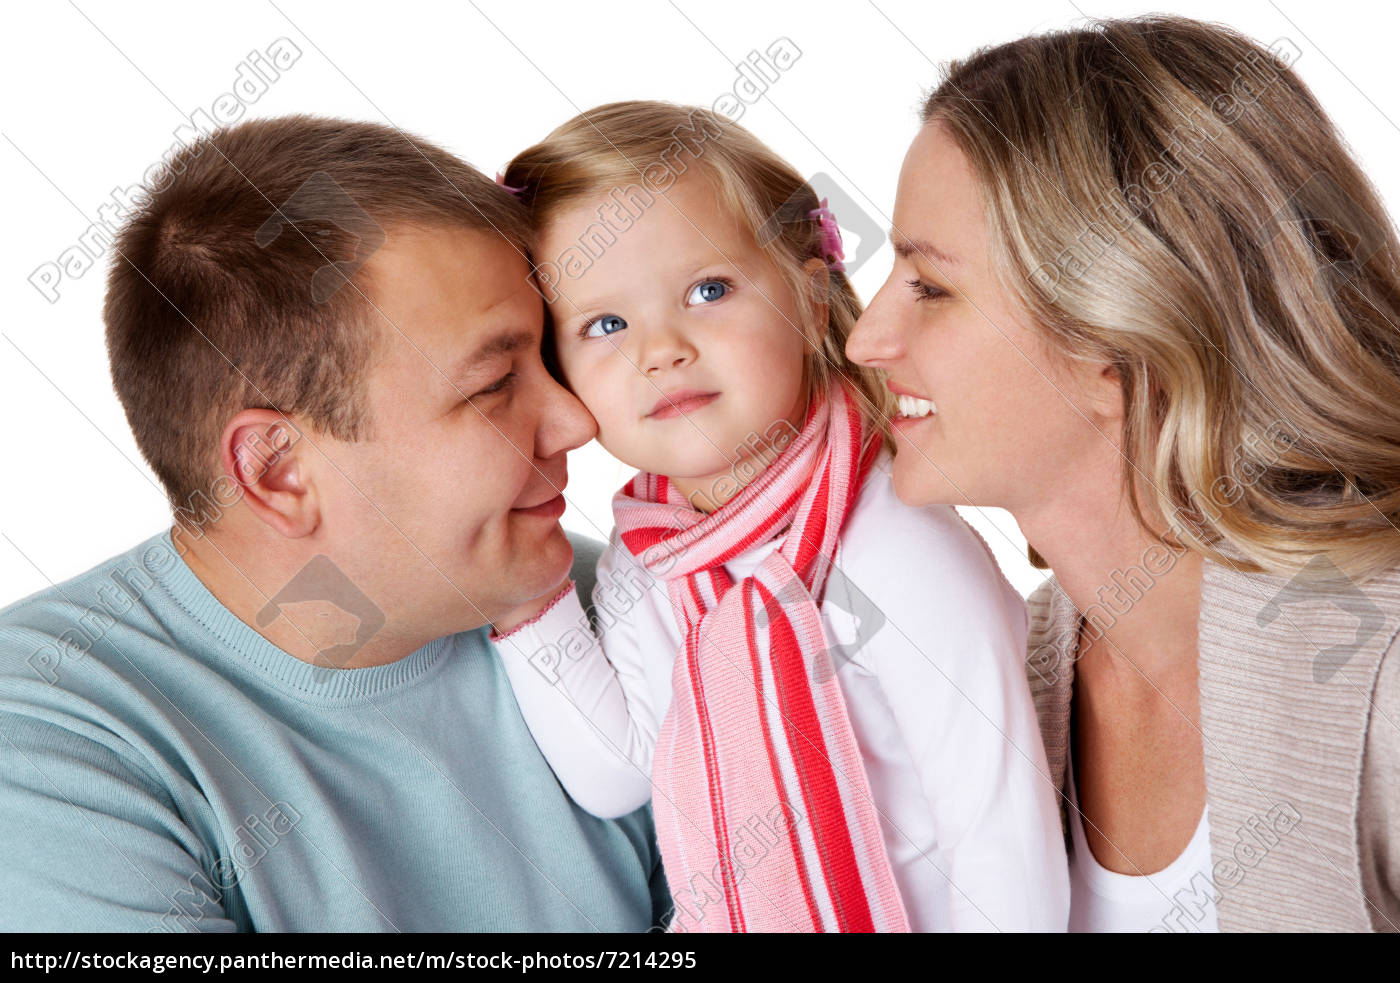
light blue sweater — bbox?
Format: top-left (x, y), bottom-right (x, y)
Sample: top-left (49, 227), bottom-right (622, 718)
top-left (0, 529), bottom-right (668, 932)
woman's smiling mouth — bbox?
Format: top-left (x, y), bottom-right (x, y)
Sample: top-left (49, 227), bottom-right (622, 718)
top-left (886, 380), bottom-right (936, 422)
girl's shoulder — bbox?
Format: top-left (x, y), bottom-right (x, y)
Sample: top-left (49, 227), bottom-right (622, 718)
top-left (835, 452), bottom-right (1025, 623)
top-left (827, 453), bottom-right (1031, 700)
top-left (594, 525), bottom-right (663, 593)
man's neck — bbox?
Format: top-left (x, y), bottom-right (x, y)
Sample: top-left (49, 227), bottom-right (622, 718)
top-left (171, 523), bottom-right (434, 669)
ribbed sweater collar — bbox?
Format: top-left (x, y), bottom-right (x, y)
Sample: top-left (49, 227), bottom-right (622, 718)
top-left (149, 529), bottom-right (455, 706)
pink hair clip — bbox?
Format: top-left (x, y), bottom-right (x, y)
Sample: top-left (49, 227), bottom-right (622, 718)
top-left (807, 198), bottom-right (846, 272)
top-left (495, 171), bottom-right (527, 196)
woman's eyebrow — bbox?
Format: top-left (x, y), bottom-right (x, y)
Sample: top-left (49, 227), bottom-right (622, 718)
top-left (891, 232), bottom-right (961, 269)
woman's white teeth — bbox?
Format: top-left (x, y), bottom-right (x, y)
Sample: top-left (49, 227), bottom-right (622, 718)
top-left (896, 394), bottom-right (937, 418)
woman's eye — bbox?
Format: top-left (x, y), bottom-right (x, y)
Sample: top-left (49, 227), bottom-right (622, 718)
top-left (905, 278), bottom-right (948, 303)
top-left (686, 279), bottom-right (730, 305)
top-left (582, 314), bottom-right (628, 339)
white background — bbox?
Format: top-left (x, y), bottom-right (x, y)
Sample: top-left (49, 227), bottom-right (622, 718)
top-left (3, 0), bottom-right (1398, 606)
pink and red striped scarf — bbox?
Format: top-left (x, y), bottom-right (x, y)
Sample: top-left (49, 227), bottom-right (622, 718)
top-left (612, 378), bottom-right (910, 933)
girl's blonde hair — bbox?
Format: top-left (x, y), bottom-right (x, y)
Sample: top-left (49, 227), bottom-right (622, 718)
top-left (925, 15), bottom-right (1400, 582)
top-left (503, 100), bottom-right (895, 456)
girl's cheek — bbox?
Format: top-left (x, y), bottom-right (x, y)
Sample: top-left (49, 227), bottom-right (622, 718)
top-left (555, 341), bottom-right (588, 378)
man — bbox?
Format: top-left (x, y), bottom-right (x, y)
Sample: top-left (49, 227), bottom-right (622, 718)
top-left (0, 115), bottom-right (669, 931)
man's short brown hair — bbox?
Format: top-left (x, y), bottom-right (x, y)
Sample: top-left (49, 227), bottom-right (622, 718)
top-left (103, 113), bottom-right (531, 522)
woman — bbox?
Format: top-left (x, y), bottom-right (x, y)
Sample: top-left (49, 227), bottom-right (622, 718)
top-left (847, 14), bottom-right (1400, 931)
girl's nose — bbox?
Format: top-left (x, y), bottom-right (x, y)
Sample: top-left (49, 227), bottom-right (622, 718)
top-left (640, 323), bottom-right (698, 376)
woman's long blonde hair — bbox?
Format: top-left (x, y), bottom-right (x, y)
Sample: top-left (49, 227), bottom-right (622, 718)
top-left (503, 100), bottom-right (895, 456)
top-left (926, 14), bottom-right (1400, 582)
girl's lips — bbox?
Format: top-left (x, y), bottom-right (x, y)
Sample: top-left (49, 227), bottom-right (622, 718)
top-left (647, 392), bottom-right (720, 420)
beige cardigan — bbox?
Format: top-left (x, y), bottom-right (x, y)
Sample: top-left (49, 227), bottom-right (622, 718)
top-left (1025, 558), bottom-right (1400, 931)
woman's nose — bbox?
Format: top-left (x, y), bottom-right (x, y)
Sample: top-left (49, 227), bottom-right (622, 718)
top-left (847, 282), bottom-right (902, 366)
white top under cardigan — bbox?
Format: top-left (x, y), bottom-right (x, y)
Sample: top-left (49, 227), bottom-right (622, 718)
top-left (493, 450), bottom-right (1070, 932)
top-left (1066, 741), bottom-right (1218, 933)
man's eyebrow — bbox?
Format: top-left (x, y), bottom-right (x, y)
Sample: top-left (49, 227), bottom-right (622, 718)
top-left (451, 329), bottom-right (536, 378)
top-left (890, 232), bottom-right (961, 269)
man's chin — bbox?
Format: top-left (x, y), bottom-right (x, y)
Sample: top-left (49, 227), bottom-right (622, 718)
top-left (515, 519), bottom-right (574, 590)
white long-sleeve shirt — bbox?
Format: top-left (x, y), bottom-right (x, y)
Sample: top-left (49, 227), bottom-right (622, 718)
top-left (492, 451), bottom-right (1069, 932)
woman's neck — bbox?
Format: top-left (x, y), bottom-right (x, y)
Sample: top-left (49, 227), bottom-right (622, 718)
top-left (1015, 486), bottom-right (1204, 679)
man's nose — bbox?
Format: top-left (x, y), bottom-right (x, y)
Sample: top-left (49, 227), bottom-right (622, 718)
top-left (535, 371), bottom-right (597, 459)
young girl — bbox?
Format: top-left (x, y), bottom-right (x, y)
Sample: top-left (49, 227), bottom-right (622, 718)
top-left (489, 101), bottom-right (1068, 932)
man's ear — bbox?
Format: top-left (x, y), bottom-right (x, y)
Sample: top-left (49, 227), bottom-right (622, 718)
top-left (800, 256), bottom-right (831, 349)
top-left (219, 409), bottom-right (318, 538)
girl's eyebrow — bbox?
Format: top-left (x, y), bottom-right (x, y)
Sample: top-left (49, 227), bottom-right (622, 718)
top-left (684, 259), bottom-right (737, 277)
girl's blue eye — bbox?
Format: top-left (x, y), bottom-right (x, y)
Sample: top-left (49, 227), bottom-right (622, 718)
top-left (582, 314), bottom-right (628, 339)
top-left (686, 279), bottom-right (729, 305)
